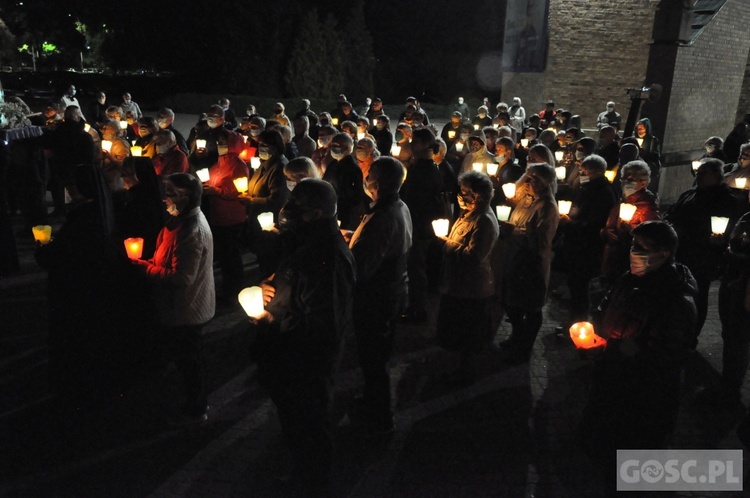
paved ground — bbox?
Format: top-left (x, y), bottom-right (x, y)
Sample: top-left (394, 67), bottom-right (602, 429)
top-left (1, 203), bottom-right (750, 497)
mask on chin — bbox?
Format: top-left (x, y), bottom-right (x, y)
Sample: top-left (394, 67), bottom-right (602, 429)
top-left (166, 200), bottom-right (180, 217)
top-left (630, 250), bottom-right (667, 277)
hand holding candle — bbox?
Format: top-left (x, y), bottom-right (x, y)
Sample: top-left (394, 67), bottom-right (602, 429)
top-left (619, 203), bottom-right (637, 222)
top-left (195, 139), bottom-right (207, 150)
top-left (486, 163), bottom-right (498, 176)
top-left (455, 142), bottom-right (464, 152)
top-left (604, 170), bottom-right (616, 183)
top-left (258, 212), bottom-right (275, 231)
top-left (472, 163), bottom-right (483, 172)
top-left (735, 177), bottom-right (747, 189)
top-left (233, 176), bottom-right (249, 193)
top-left (238, 286), bottom-right (265, 318)
top-left (250, 156), bottom-right (261, 170)
top-left (196, 168), bottom-right (210, 183)
top-left (124, 237), bottom-right (144, 260)
top-left (555, 166), bottom-right (566, 181)
top-left (554, 150), bottom-right (564, 163)
top-left (502, 183), bottom-right (516, 199)
top-left (391, 144), bottom-right (401, 156)
top-left (31, 225), bottom-right (52, 244)
top-left (692, 160), bottom-right (701, 172)
top-left (711, 216), bottom-right (730, 235)
top-left (558, 200), bottom-right (572, 216)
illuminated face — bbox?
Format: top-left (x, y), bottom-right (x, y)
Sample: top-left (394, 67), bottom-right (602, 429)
top-left (636, 123), bottom-right (647, 137)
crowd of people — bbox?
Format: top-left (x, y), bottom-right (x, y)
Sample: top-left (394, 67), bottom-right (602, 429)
top-left (4, 87), bottom-right (750, 495)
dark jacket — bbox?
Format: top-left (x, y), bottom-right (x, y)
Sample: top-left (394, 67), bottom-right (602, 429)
top-left (400, 157), bottom-right (445, 239)
top-left (322, 155), bottom-right (365, 230)
top-left (42, 120), bottom-right (97, 184)
top-left (246, 153), bottom-right (289, 222)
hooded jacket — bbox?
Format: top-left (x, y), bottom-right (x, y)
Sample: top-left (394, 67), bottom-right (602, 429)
top-left (460, 129), bottom-right (495, 174)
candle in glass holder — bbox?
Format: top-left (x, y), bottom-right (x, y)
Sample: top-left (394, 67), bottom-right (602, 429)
top-left (554, 150), bottom-right (564, 162)
top-left (233, 176), bottom-right (249, 193)
top-left (196, 168), bottom-right (210, 182)
top-left (250, 156), bottom-right (261, 169)
top-left (473, 124), bottom-right (479, 130)
top-left (31, 225), bottom-right (52, 244)
top-left (391, 144), bottom-right (401, 156)
top-left (432, 218), bottom-right (450, 237)
top-left (238, 286), bottom-right (265, 318)
top-left (101, 140), bottom-right (112, 153)
top-left (195, 139), bottom-right (207, 150)
top-left (486, 163), bottom-right (498, 176)
top-left (711, 216), bottom-right (730, 235)
top-left (619, 203), bottom-right (637, 222)
top-left (472, 163), bottom-right (483, 172)
top-left (130, 146), bottom-right (142, 157)
top-left (604, 170), bottom-right (616, 183)
top-left (520, 138), bottom-right (529, 148)
top-left (124, 237), bottom-right (144, 260)
top-left (455, 142), bottom-right (464, 152)
top-left (331, 117), bottom-right (339, 126)
top-left (555, 166), bottom-right (566, 181)
top-left (692, 160), bottom-right (702, 172)
top-left (496, 205), bottom-right (511, 221)
top-left (736, 177), bottom-right (747, 189)
top-left (357, 132), bottom-right (365, 140)
top-left (502, 183), bottom-right (516, 199)
top-left (84, 123), bottom-right (91, 133)
top-left (569, 321), bottom-right (606, 350)
top-left (448, 130), bottom-right (456, 139)
top-left (119, 120), bottom-right (128, 130)
top-left (558, 200), bottom-right (572, 216)
top-left (258, 212), bottom-right (275, 231)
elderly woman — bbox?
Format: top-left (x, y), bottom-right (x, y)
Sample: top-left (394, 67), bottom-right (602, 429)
top-left (355, 137), bottom-right (380, 180)
top-left (134, 116), bottom-right (159, 158)
top-left (435, 171), bottom-right (499, 385)
top-left (498, 163), bottom-right (559, 363)
top-left (283, 156), bottom-right (321, 191)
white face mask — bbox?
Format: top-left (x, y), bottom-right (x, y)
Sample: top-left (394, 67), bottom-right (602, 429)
top-left (496, 154), bottom-right (506, 164)
top-left (166, 199), bottom-right (180, 217)
top-left (217, 145), bottom-right (228, 156)
top-left (259, 147), bottom-right (270, 161)
top-left (157, 119), bottom-right (169, 129)
top-left (579, 174), bottom-right (590, 184)
top-left (286, 180), bottom-right (297, 192)
top-left (318, 136), bottom-right (332, 148)
top-left (207, 118), bottom-right (221, 129)
top-left (622, 181), bottom-right (640, 198)
top-left (630, 250), bottom-right (667, 277)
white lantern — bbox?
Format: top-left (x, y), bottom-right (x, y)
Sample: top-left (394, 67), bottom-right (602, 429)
top-left (502, 183), bottom-right (516, 199)
top-left (238, 286), bottom-right (265, 318)
top-left (101, 140), bottom-right (112, 153)
top-left (250, 157), bottom-right (261, 170)
top-left (554, 150), bottom-right (564, 162)
top-left (431, 218), bottom-right (450, 237)
top-left (619, 203), bottom-right (637, 222)
top-left (130, 146), bottom-right (142, 157)
top-left (357, 132), bottom-right (365, 140)
top-left (455, 142), bottom-right (464, 152)
top-left (448, 130), bottom-right (456, 139)
top-left (604, 170), bottom-right (616, 183)
top-left (558, 200), bottom-right (572, 216)
top-left (472, 162), bottom-right (483, 172)
top-left (233, 177), bottom-right (249, 193)
top-left (555, 166), bottom-right (566, 181)
top-left (258, 212), bottom-right (275, 231)
top-left (391, 144), bottom-right (401, 156)
top-left (692, 160), bottom-right (702, 172)
top-left (196, 168), bottom-right (210, 183)
top-left (496, 205), bottom-right (511, 221)
top-left (195, 139), bottom-right (207, 150)
top-left (736, 177), bottom-right (747, 189)
top-left (119, 120), bottom-right (128, 130)
top-left (711, 216), bottom-right (730, 235)
top-left (520, 138), bottom-right (529, 148)
top-left (486, 163), bottom-right (498, 176)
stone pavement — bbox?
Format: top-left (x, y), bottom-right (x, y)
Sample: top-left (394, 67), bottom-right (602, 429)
top-left (1, 213), bottom-right (749, 497)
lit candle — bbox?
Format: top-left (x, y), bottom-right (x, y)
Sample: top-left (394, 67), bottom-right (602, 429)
top-left (130, 146), bottom-right (142, 157)
top-left (486, 162), bottom-right (498, 176)
top-left (119, 120), bottom-right (127, 130)
top-left (558, 200), bottom-right (572, 216)
top-left (233, 176), bottom-right (249, 193)
top-left (555, 166), bottom-right (566, 181)
top-left (455, 142), bottom-right (464, 152)
top-left (554, 150), bottom-right (564, 162)
top-left (432, 218), bottom-right (450, 237)
top-left (473, 124), bottom-right (479, 130)
top-left (711, 216), bottom-right (730, 235)
top-left (258, 212), bottom-right (275, 231)
top-left (520, 138), bottom-right (529, 148)
top-left (604, 170), bottom-right (616, 183)
top-left (692, 160), bottom-right (701, 172)
top-left (84, 123), bottom-right (91, 133)
top-left (391, 144), bottom-right (401, 156)
top-left (196, 168), bottom-right (210, 182)
top-left (496, 205), bottom-right (511, 221)
top-left (332, 117), bottom-right (339, 126)
top-left (448, 130), bottom-right (456, 139)
top-left (124, 237), bottom-right (144, 260)
top-left (101, 140), bottom-right (112, 153)
top-left (472, 162), bottom-right (483, 172)
top-left (357, 132), bottom-right (365, 140)
top-left (502, 183), bottom-right (516, 199)
top-left (546, 127), bottom-right (557, 134)
top-left (250, 156), bottom-right (261, 169)
top-left (195, 139), bottom-right (207, 150)
top-left (569, 321), bottom-right (606, 350)
top-left (31, 225), bottom-right (52, 244)
top-left (619, 203), bottom-right (637, 222)
top-left (736, 177), bottom-right (747, 189)
top-left (238, 286), bottom-right (265, 318)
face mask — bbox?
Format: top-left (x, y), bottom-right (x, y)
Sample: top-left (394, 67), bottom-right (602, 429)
top-left (70, 90), bottom-right (76, 97)
top-left (330, 147), bottom-right (344, 161)
top-left (318, 136), bottom-right (332, 147)
top-left (376, 123), bottom-right (385, 131)
top-left (496, 155), bottom-right (506, 164)
top-left (460, 133), bottom-right (470, 141)
top-left (123, 98), bottom-right (130, 104)
top-left (395, 132), bottom-right (404, 142)
top-left (607, 107), bottom-right (614, 112)
top-left (217, 145), bottom-right (228, 156)
top-left (157, 144), bottom-right (170, 155)
top-left (286, 180), bottom-right (297, 192)
top-left (355, 150), bottom-right (368, 161)
top-left (622, 181), bottom-right (640, 198)
top-left (250, 128), bottom-right (262, 137)
top-left (579, 174), bottom-right (590, 184)
top-left (629, 249), bottom-right (667, 277)
top-left (207, 118), bottom-right (220, 129)
top-left (575, 151), bottom-right (586, 161)
top-left (157, 119), bottom-right (169, 129)
top-left (458, 99), bottom-right (464, 105)
top-left (259, 147), bottom-right (270, 161)
top-left (247, 109), bottom-right (254, 116)
top-left (705, 145), bottom-right (715, 153)
top-left (636, 128), bottom-right (646, 138)
top-left (166, 199), bottom-right (180, 217)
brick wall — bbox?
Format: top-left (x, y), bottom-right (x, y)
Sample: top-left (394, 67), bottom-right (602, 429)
top-left (735, 52), bottom-right (750, 124)
top-left (502, 0), bottom-right (660, 129)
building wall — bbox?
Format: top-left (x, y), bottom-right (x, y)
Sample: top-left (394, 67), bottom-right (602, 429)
top-left (735, 52), bottom-right (750, 124)
top-left (502, 0), bottom-right (660, 129)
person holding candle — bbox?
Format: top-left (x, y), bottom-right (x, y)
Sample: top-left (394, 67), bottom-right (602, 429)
top-left (445, 123), bottom-right (472, 171)
top-left (134, 117), bottom-right (159, 158)
top-left (496, 163), bottom-right (559, 363)
top-left (400, 128), bottom-right (446, 323)
top-left (393, 123), bottom-right (413, 165)
top-left (555, 155), bottom-right (616, 333)
top-left (134, 173), bottom-right (215, 424)
top-left (99, 120), bottom-right (132, 189)
top-left (596, 125), bottom-right (620, 169)
top-left (460, 129), bottom-right (495, 175)
top-left (355, 137), bottom-right (380, 180)
top-left (120, 92), bottom-right (142, 120)
top-left (311, 124), bottom-right (337, 173)
top-left (156, 108), bottom-right (189, 155)
top-left (371, 115), bottom-right (393, 158)
top-left (582, 221), bottom-right (697, 483)
top-left (491, 137), bottom-right (524, 207)
top-left (434, 138), bottom-right (459, 219)
top-left (248, 179), bottom-right (355, 496)
top-left (152, 129), bottom-right (189, 178)
top-left (440, 111), bottom-right (463, 150)
top-left (600, 160), bottom-right (659, 282)
top-left (346, 157), bottom-right (413, 435)
top-left (434, 170), bottom-right (499, 385)
top-left (204, 132), bottom-right (250, 304)
top-left (188, 105), bottom-right (226, 173)
top-left (724, 142), bottom-right (750, 212)
top-left (105, 105), bottom-right (138, 143)
top-left (665, 159), bottom-right (739, 343)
